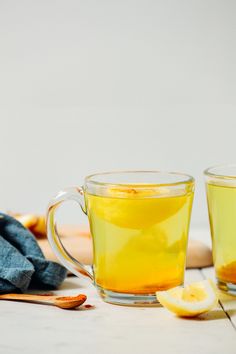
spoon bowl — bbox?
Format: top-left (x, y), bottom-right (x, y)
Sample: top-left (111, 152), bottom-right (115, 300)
top-left (54, 294), bottom-right (87, 309)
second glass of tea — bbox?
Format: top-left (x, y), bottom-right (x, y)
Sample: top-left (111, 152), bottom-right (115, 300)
top-left (205, 164), bottom-right (236, 295)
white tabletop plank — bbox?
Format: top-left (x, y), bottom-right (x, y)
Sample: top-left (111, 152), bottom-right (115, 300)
top-left (0, 270), bottom-right (236, 354)
top-left (202, 267), bottom-right (236, 330)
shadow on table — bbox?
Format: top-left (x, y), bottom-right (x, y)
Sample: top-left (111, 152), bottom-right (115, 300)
top-left (59, 279), bottom-right (86, 290)
top-left (227, 309), bottom-right (236, 317)
top-left (183, 310), bottom-right (228, 321)
top-left (219, 292), bottom-right (236, 303)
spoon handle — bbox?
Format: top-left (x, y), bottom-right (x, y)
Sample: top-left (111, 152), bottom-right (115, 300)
top-left (0, 293), bottom-right (55, 303)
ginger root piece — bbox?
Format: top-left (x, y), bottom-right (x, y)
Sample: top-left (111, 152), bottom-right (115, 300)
top-left (12, 213), bottom-right (47, 238)
top-left (186, 239), bottom-right (213, 268)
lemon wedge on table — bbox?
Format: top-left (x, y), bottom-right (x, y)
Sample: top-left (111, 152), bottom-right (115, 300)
top-left (156, 280), bottom-right (218, 317)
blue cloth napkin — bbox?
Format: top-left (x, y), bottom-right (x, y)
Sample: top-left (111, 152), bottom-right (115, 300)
top-left (0, 213), bottom-right (67, 294)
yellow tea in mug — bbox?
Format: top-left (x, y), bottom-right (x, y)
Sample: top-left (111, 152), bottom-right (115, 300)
top-left (47, 171), bottom-right (194, 305)
top-left (206, 183), bottom-right (236, 286)
top-left (86, 185), bottom-right (194, 295)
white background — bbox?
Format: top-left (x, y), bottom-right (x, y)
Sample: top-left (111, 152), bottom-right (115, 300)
top-left (0, 0), bottom-right (235, 230)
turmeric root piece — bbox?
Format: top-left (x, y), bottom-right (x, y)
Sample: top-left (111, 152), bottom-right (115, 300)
top-left (30, 215), bottom-right (46, 237)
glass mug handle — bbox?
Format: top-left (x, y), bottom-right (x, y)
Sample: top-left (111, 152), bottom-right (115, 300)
top-left (46, 187), bottom-right (94, 281)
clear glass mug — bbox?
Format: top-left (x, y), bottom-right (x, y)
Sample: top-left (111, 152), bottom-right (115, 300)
top-left (205, 164), bottom-right (236, 295)
top-left (47, 171), bottom-right (194, 305)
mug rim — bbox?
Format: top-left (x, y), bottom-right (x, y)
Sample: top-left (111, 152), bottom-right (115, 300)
top-left (85, 170), bottom-right (194, 188)
top-left (204, 164), bottom-right (236, 181)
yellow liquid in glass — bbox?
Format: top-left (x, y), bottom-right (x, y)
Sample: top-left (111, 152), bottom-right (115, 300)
top-left (86, 186), bottom-right (193, 294)
top-left (207, 183), bottom-right (236, 285)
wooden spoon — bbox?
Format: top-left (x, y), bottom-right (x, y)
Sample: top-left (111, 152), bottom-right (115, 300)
top-left (0, 293), bottom-right (87, 309)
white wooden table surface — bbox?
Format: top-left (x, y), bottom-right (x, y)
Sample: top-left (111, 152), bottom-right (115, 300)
top-left (1, 230), bottom-right (236, 354)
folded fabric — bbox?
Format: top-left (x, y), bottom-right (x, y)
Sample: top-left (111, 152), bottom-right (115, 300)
top-left (0, 213), bottom-right (67, 294)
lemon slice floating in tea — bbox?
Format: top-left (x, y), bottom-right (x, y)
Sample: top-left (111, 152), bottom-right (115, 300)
top-left (86, 186), bottom-right (189, 229)
top-left (156, 279), bottom-right (218, 317)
